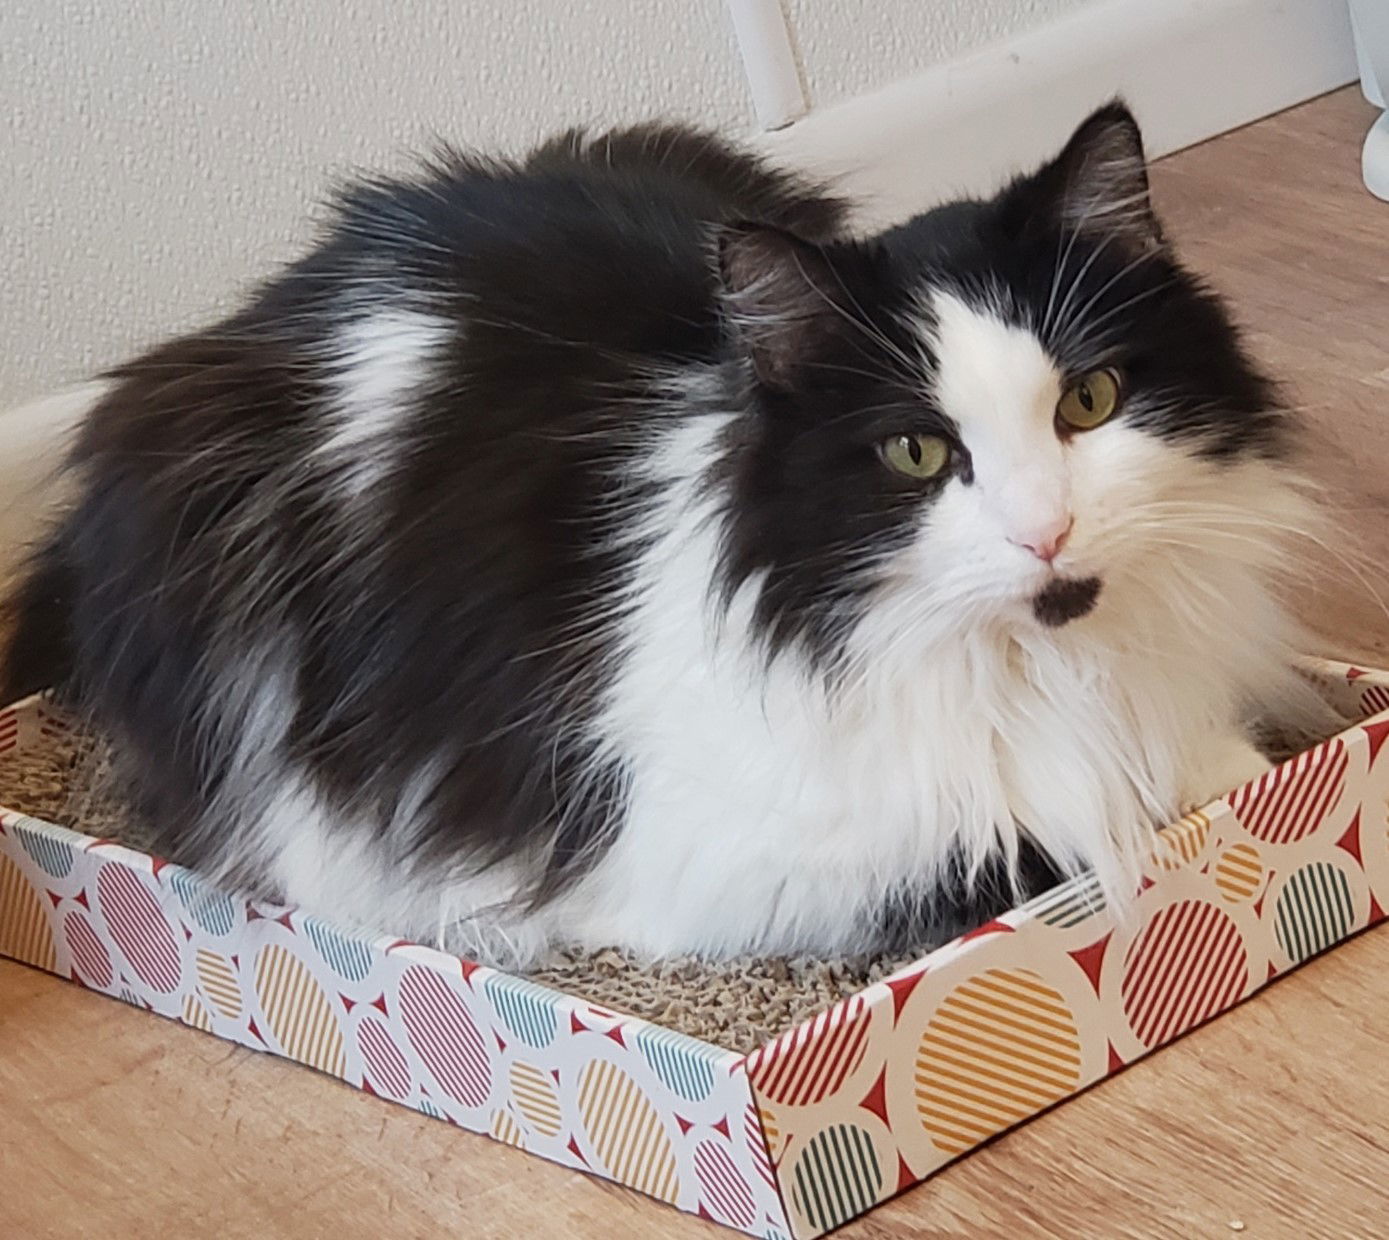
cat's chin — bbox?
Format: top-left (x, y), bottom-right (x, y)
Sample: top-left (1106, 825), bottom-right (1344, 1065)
top-left (1031, 575), bottom-right (1103, 627)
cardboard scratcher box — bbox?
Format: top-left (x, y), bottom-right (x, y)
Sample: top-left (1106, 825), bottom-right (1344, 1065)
top-left (4, 659), bottom-right (1389, 1237)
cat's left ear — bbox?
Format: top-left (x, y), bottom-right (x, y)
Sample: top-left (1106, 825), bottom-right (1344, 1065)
top-left (716, 222), bottom-right (844, 392)
top-left (1004, 100), bottom-right (1164, 251)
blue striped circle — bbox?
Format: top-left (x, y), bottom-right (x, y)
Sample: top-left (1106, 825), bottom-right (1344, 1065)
top-left (168, 868), bottom-right (237, 936)
top-left (634, 1025), bottom-right (716, 1102)
top-left (14, 818), bottom-right (74, 878)
top-left (303, 918), bottom-right (375, 982)
top-left (483, 976), bottom-right (559, 1049)
top-left (417, 1098), bottom-right (445, 1120)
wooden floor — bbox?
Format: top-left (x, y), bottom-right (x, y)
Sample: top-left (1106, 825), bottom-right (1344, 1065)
top-left (3, 88), bottom-right (1388, 1239)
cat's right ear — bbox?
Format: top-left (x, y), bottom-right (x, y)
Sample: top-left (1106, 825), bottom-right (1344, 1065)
top-left (716, 223), bottom-right (841, 393)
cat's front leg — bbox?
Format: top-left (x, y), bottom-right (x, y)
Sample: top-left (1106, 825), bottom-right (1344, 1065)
top-left (1181, 732), bottom-right (1271, 812)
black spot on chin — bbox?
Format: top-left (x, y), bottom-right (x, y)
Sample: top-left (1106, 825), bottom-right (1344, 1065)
top-left (1033, 576), bottom-right (1102, 627)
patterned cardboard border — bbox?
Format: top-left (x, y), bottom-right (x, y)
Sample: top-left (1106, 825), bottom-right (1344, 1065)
top-left (747, 661), bottom-right (1389, 1237)
top-left (2, 661), bottom-right (1386, 1237)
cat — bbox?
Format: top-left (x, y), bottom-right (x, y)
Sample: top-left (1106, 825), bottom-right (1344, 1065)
top-left (1, 102), bottom-right (1320, 968)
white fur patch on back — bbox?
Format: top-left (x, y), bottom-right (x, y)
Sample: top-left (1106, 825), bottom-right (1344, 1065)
top-left (318, 307), bottom-right (452, 494)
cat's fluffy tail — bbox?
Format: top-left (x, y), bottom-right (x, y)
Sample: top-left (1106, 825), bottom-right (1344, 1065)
top-left (1, 534), bottom-right (76, 704)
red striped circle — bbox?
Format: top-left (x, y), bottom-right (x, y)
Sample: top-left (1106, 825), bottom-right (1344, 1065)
top-left (1360, 684), bottom-right (1389, 716)
top-left (1227, 737), bottom-right (1347, 844)
top-left (357, 1016), bottom-right (413, 1100)
top-left (747, 994), bottom-right (870, 1107)
top-left (95, 864), bottom-right (183, 993)
top-left (1121, 899), bottom-right (1249, 1048)
top-left (64, 909), bottom-right (112, 989)
top-left (695, 1138), bottom-right (756, 1229)
top-left (745, 1103), bottom-right (777, 1189)
top-left (397, 965), bottom-right (491, 1108)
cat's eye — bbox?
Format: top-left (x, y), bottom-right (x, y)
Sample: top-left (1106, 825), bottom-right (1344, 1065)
top-left (1057, 368), bottom-right (1122, 430)
top-left (880, 432), bottom-right (950, 480)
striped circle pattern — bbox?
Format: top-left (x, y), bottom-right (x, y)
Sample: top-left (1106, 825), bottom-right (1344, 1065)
top-left (634, 1025), bottom-right (715, 1102)
top-left (357, 1017), bottom-right (412, 1099)
top-left (483, 975), bottom-right (557, 1049)
top-left (746, 1103), bottom-right (778, 1188)
top-left (1032, 872), bottom-right (1106, 929)
top-left (64, 910), bottom-right (112, 988)
top-left (252, 943), bottom-right (347, 1077)
top-left (168, 869), bottom-right (236, 936)
top-left (1228, 738), bottom-right (1347, 844)
top-left (1359, 684), bottom-right (1389, 716)
top-left (95, 864), bottom-right (182, 993)
top-left (914, 967), bottom-right (1081, 1155)
top-left (304, 919), bottom-right (374, 983)
top-left (577, 1058), bottom-right (679, 1203)
top-left (1214, 843), bottom-right (1264, 902)
top-left (398, 964), bottom-right (491, 1109)
top-left (694, 1138), bottom-right (756, 1229)
top-left (510, 1061), bottom-right (563, 1138)
top-left (1121, 900), bottom-right (1249, 1048)
top-left (789, 1123), bottom-right (883, 1234)
top-left (15, 819), bottom-right (74, 877)
top-left (748, 994), bottom-right (870, 1107)
top-left (181, 994), bottom-right (213, 1031)
top-left (1152, 810), bottom-right (1210, 871)
top-left (1274, 861), bottom-right (1355, 964)
top-left (196, 949), bottom-right (243, 1019)
top-left (490, 1109), bottom-right (526, 1149)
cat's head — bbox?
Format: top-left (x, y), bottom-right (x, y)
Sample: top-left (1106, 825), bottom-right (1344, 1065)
top-left (715, 101), bottom-right (1306, 669)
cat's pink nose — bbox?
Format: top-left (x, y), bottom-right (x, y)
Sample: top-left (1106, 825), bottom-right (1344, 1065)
top-left (1011, 515), bottom-right (1074, 564)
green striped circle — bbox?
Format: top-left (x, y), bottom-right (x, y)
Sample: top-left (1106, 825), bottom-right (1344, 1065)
top-left (1273, 861), bottom-right (1355, 964)
top-left (790, 1123), bottom-right (883, 1233)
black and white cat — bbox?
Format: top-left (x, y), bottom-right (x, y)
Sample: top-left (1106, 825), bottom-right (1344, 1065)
top-left (3, 103), bottom-right (1317, 966)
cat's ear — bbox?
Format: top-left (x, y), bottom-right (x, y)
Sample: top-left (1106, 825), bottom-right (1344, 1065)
top-left (716, 222), bottom-right (841, 392)
top-left (1007, 101), bottom-right (1163, 251)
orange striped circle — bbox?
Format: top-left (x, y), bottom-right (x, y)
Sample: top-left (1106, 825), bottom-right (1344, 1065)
top-left (181, 993), bottom-right (213, 1032)
top-left (253, 943), bottom-right (347, 1078)
top-left (577, 1059), bottom-right (679, 1203)
top-left (489, 1108), bottom-right (526, 1149)
top-left (1214, 843), bottom-right (1263, 902)
top-left (196, 948), bottom-right (243, 1019)
top-left (914, 968), bottom-right (1081, 1155)
top-left (510, 1061), bottom-right (563, 1138)
top-left (1151, 810), bottom-right (1210, 871)
top-left (0, 852), bottom-right (56, 972)
top-left (1121, 899), bottom-right (1249, 1048)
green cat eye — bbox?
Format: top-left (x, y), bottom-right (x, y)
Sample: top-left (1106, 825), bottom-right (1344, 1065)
top-left (880, 432), bottom-right (950, 480)
top-left (1057, 368), bottom-right (1122, 430)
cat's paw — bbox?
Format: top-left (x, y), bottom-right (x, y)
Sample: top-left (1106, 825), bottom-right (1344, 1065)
top-left (1180, 735), bottom-right (1271, 812)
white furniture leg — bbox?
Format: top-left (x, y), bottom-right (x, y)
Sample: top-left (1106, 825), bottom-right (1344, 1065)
top-left (1350, 0), bottom-right (1389, 201)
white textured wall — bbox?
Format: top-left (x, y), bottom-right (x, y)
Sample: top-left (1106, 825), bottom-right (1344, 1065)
top-left (2, 0), bottom-right (1092, 405)
top-left (0, 0), bottom-right (751, 405)
top-left (787, 0), bottom-right (1088, 111)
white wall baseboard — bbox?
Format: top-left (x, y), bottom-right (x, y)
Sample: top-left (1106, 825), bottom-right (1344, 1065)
top-left (762, 0), bottom-right (1359, 228)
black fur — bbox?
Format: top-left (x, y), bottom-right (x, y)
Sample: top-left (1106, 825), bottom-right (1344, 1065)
top-left (1033, 576), bottom-right (1103, 628)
